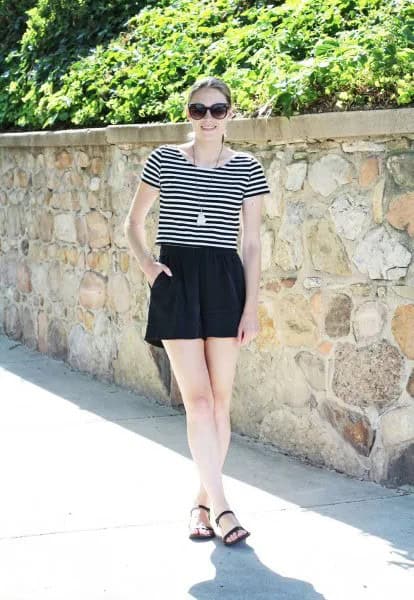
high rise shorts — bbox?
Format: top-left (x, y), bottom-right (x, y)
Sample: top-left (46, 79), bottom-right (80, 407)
top-left (144, 243), bottom-right (246, 349)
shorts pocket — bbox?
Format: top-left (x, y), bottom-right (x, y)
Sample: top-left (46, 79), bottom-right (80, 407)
top-left (149, 270), bottom-right (166, 289)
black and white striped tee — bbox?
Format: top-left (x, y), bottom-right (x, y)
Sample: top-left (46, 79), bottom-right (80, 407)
top-left (139, 144), bottom-right (271, 249)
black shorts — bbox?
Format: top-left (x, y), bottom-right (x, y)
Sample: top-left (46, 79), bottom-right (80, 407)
top-left (144, 243), bottom-right (246, 349)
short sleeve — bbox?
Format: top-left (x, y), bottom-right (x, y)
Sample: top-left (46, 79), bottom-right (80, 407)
top-left (243, 157), bottom-right (271, 200)
top-left (140, 146), bottom-right (163, 189)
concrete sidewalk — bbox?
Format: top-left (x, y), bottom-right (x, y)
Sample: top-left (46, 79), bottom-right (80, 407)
top-left (0, 334), bottom-right (413, 600)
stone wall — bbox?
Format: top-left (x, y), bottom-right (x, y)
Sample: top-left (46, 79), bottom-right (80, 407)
top-left (1, 108), bottom-right (413, 487)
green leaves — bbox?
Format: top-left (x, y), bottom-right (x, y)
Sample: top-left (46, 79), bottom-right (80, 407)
top-left (0, 0), bottom-right (412, 130)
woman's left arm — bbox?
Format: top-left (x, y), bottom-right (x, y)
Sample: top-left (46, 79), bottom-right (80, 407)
top-left (237, 194), bottom-right (263, 346)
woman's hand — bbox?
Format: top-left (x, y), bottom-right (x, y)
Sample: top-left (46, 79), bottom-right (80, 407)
top-left (237, 307), bottom-right (259, 346)
top-left (144, 260), bottom-right (173, 288)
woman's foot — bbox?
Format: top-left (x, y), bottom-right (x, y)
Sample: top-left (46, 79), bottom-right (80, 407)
top-left (214, 509), bottom-right (250, 544)
top-left (189, 505), bottom-right (215, 539)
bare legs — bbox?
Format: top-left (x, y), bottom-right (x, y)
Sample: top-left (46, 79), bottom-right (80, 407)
top-left (162, 336), bottom-right (246, 543)
top-left (194, 336), bottom-right (238, 506)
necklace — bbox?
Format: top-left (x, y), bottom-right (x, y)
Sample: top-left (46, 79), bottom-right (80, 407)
top-left (192, 139), bottom-right (224, 226)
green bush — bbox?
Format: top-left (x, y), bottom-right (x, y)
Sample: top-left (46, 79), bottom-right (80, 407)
top-left (0, 0), bottom-right (412, 130)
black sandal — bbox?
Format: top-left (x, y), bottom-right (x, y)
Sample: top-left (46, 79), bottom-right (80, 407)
top-left (215, 510), bottom-right (250, 546)
top-left (189, 504), bottom-right (216, 540)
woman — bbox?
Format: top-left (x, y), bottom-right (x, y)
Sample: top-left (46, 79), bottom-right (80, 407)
top-left (124, 76), bottom-right (271, 546)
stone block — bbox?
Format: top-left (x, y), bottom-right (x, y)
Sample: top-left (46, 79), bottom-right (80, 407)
top-left (107, 273), bottom-right (131, 314)
top-left (325, 293), bottom-right (352, 338)
top-left (39, 213), bottom-right (54, 242)
top-left (264, 160), bottom-right (283, 218)
top-left (371, 177), bottom-right (385, 224)
top-left (353, 301), bottom-right (387, 343)
top-left (22, 306), bottom-right (36, 349)
top-left (308, 155), bottom-right (354, 197)
top-left (303, 277), bottom-right (322, 289)
top-left (0, 252), bottom-right (18, 287)
top-left (13, 168), bottom-right (30, 188)
top-left (350, 283), bottom-right (373, 297)
top-left (329, 191), bottom-right (369, 240)
top-left (79, 271), bottom-right (107, 309)
top-left (295, 350), bottom-right (326, 390)
top-left (55, 150), bottom-right (73, 169)
top-left (280, 277), bottom-right (297, 288)
top-left (391, 304), bottom-right (414, 359)
top-left (381, 406), bottom-right (414, 447)
top-left (47, 261), bottom-right (62, 301)
top-left (342, 141), bottom-right (385, 153)
top-left (89, 176), bottom-right (101, 192)
top-left (17, 261), bottom-right (31, 293)
top-left (91, 157), bottom-right (104, 175)
top-left (38, 311), bottom-right (47, 353)
top-left (54, 214), bottom-right (77, 243)
top-left (86, 251), bottom-right (110, 274)
top-left (386, 193), bottom-right (414, 237)
top-left (61, 269), bottom-right (81, 306)
top-left (75, 216), bottom-right (88, 246)
top-left (318, 340), bottom-right (333, 355)
top-left (7, 205), bottom-right (23, 237)
top-left (332, 340), bottom-right (404, 409)
top-left (76, 151), bottom-right (90, 168)
top-left (274, 237), bottom-right (296, 271)
top-left (47, 319), bottom-right (67, 360)
top-left (3, 304), bottom-right (21, 339)
top-left (256, 302), bottom-right (279, 351)
top-left (387, 152), bottom-right (414, 187)
top-left (359, 157), bottom-right (379, 187)
top-left (278, 293), bottom-right (318, 347)
top-left (285, 161), bottom-right (307, 191)
top-left (307, 219), bottom-right (352, 275)
top-left (352, 226), bottom-right (411, 280)
top-left (320, 399), bottom-right (374, 456)
top-left (278, 201), bottom-right (304, 269)
top-left (86, 211), bottom-right (110, 249)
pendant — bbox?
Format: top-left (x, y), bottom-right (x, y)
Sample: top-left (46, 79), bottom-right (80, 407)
top-left (197, 211), bottom-right (207, 225)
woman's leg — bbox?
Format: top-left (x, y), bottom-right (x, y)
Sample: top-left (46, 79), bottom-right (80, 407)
top-left (162, 337), bottom-right (246, 543)
top-left (162, 337), bottom-right (227, 508)
top-left (197, 336), bottom-right (245, 543)
top-left (195, 336), bottom-right (241, 504)
top-left (163, 338), bottom-right (246, 539)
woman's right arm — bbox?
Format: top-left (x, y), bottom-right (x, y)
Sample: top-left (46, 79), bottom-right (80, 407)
top-left (123, 180), bottom-right (171, 285)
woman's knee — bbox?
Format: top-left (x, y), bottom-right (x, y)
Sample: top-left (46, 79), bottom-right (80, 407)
top-left (185, 393), bottom-right (215, 419)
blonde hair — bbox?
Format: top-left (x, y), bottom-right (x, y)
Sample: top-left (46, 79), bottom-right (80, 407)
top-left (185, 76), bottom-right (232, 142)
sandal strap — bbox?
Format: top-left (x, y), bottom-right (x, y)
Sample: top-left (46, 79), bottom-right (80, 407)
top-left (215, 509), bottom-right (234, 526)
top-left (223, 525), bottom-right (249, 543)
top-left (193, 524), bottom-right (214, 532)
top-left (190, 504), bottom-right (210, 515)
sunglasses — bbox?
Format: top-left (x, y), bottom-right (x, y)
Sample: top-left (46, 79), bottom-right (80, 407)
top-left (188, 102), bottom-right (230, 120)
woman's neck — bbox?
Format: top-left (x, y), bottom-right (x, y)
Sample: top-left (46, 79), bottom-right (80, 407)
top-left (190, 137), bottom-right (225, 164)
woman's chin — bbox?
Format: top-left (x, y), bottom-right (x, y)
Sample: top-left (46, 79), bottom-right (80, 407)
top-left (197, 130), bottom-right (222, 140)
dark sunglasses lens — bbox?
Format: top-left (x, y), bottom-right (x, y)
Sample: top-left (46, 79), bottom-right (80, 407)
top-left (211, 104), bottom-right (228, 119)
top-left (189, 104), bottom-right (206, 119)
top-left (188, 103), bottom-right (229, 119)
